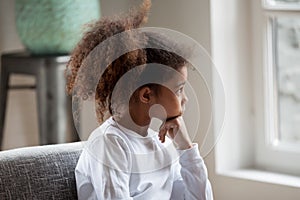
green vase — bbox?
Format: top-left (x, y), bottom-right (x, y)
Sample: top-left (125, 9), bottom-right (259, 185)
top-left (15, 0), bottom-right (101, 55)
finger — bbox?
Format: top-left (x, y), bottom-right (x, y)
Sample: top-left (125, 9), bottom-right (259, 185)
top-left (159, 127), bottom-right (168, 143)
top-left (167, 125), bottom-right (178, 139)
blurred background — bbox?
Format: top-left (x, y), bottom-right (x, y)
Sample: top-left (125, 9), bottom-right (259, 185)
top-left (0, 0), bottom-right (300, 199)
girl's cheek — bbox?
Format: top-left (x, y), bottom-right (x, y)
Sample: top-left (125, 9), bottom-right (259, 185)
top-left (172, 98), bottom-right (182, 114)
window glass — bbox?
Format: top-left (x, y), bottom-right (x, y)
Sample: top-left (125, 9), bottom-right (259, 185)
top-left (274, 17), bottom-right (300, 144)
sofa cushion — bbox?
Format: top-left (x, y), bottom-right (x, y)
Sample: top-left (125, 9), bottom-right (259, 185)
top-left (0, 142), bottom-right (83, 200)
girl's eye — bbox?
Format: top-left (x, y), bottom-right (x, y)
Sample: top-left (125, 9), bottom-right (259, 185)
top-left (175, 87), bottom-right (184, 96)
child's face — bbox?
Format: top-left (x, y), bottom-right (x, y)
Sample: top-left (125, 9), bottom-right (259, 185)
top-left (155, 66), bottom-right (188, 119)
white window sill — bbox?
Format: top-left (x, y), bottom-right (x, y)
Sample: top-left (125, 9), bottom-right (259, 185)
top-left (219, 169), bottom-right (300, 188)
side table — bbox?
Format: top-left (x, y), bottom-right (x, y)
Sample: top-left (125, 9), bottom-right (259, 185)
top-left (0, 52), bottom-right (79, 149)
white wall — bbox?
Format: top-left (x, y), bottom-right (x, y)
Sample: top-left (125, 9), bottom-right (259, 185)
top-left (101, 0), bottom-right (211, 50)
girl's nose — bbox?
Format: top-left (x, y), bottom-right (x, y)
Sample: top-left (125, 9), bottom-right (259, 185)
top-left (182, 90), bottom-right (188, 105)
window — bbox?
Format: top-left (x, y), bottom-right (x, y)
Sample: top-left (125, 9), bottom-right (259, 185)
top-left (211, 0), bottom-right (300, 190)
top-left (255, 0), bottom-right (300, 176)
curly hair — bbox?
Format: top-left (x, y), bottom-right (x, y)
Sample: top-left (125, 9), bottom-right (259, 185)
top-left (65, 0), bottom-right (188, 123)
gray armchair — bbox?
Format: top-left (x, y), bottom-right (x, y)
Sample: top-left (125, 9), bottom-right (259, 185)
top-left (0, 142), bottom-right (83, 199)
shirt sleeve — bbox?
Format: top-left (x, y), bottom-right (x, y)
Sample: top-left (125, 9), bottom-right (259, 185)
top-left (75, 170), bottom-right (97, 200)
top-left (75, 132), bottom-right (134, 200)
top-left (170, 143), bottom-right (214, 200)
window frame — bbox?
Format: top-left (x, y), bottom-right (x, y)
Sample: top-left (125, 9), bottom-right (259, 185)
top-left (254, 0), bottom-right (300, 176)
top-left (263, 0), bottom-right (300, 10)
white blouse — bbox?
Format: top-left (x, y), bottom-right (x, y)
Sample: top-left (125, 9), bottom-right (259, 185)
top-left (75, 117), bottom-right (213, 200)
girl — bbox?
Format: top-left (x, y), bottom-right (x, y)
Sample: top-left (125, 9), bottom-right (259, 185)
top-left (66, 0), bottom-right (213, 199)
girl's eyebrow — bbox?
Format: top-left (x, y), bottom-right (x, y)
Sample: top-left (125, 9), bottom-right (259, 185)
top-left (175, 81), bottom-right (186, 88)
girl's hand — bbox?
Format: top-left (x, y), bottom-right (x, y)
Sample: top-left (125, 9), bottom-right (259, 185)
top-left (158, 116), bottom-right (192, 150)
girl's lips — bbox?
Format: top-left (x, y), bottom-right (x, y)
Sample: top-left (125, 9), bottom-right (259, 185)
top-left (166, 113), bottom-right (182, 122)
top-left (165, 108), bottom-right (184, 122)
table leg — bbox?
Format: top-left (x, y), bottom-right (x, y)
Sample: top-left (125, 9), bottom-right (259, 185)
top-left (0, 66), bottom-right (9, 149)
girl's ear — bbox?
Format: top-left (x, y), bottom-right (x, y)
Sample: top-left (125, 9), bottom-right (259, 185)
top-left (138, 87), bottom-right (154, 104)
